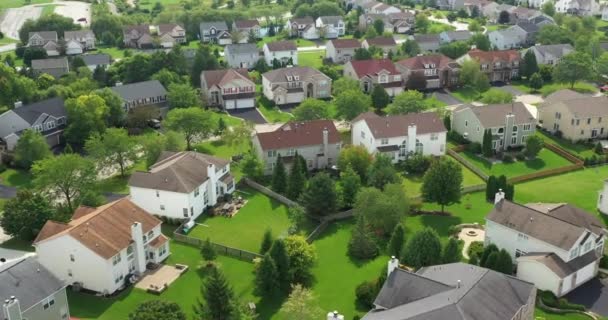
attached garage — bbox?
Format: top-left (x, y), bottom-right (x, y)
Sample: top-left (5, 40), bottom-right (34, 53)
top-left (224, 98), bottom-right (255, 110)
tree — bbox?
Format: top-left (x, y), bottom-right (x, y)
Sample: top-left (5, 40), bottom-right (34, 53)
top-left (542, 1), bottom-right (555, 16)
top-left (439, 41), bottom-right (471, 59)
top-left (373, 19), bottom-right (385, 34)
top-left (129, 301), bottom-right (186, 320)
top-left (152, 68), bottom-right (187, 88)
top-left (340, 165), bottom-right (361, 208)
top-left (405, 72), bottom-right (427, 91)
top-left (493, 249), bottom-right (513, 275)
top-left (386, 90), bottom-right (426, 115)
top-left (524, 135), bottom-right (543, 159)
top-left (553, 52), bottom-right (593, 88)
top-left (97, 88), bottom-right (126, 127)
top-left (486, 175), bottom-right (498, 201)
top-left (0, 190), bottom-right (56, 240)
top-left (371, 84), bottom-right (390, 112)
top-left (421, 158), bottom-right (463, 213)
top-left (482, 129), bottom-right (493, 157)
top-left (270, 239), bottom-right (291, 291)
top-left (348, 214), bottom-right (379, 260)
top-left (287, 153), bottom-right (306, 200)
top-left (498, 10), bottom-right (510, 24)
top-left (442, 237), bottom-right (462, 263)
top-left (354, 185), bottom-right (409, 236)
top-left (415, 14), bottom-right (430, 33)
top-left (521, 50), bottom-right (539, 79)
top-left (468, 20), bottom-right (482, 32)
top-left (85, 128), bottom-right (138, 177)
top-left (241, 152), bottom-right (263, 180)
top-left (168, 83), bottom-right (201, 109)
top-left (402, 39), bottom-right (420, 57)
top-left (22, 47), bottom-right (48, 66)
top-left (338, 145), bottom-right (373, 182)
top-left (480, 88), bottom-right (513, 104)
top-left (279, 284), bottom-right (323, 320)
top-left (32, 154), bottom-right (97, 212)
top-left (387, 224), bottom-right (405, 257)
top-left (260, 229), bottom-right (273, 254)
top-left (191, 45), bottom-right (220, 86)
top-left (165, 107), bottom-right (215, 150)
top-left (402, 228), bottom-right (442, 269)
top-left (271, 155), bottom-right (288, 194)
top-left (367, 154), bottom-right (400, 190)
top-left (256, 253), bottom-right (280, 296)
top-left (301, 173), bottom-right (338, 216)
top-left (537, 25), bottom-right (571, 45)
top-left (195, 266), bottom-right (237, 320)
top-left (13, 130), bottom-right (51, 169)
top-left (469, 33), bottom-right (491, 51)
top-left (539, 64), bottom-right (553, 82)
top-left (354, 48), bottom-right (373, 60)
top-left (284, 235), bottom-right (317, 286)
top-left (479, 243), bottom-right (498, 267)
top-left (332, 78), bottom-right (360, 95)
top-left (529, 72), bottom-right (544, 92)
top-left (201, 238), bottom-right (217, 261)
top-left (64, 94), bottom-right (109, 148)
top-left (292, 98), bottom-right (330, 121)
top-left (459, 60), bottom-right (490, 96)
top-left (221, 121), bottom-right (253, 154)
top-left (335, 90), bottom-right (371, 120)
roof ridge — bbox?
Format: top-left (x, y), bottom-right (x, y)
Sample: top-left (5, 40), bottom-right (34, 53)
top-left (501, 200), bottom-right (588, 232)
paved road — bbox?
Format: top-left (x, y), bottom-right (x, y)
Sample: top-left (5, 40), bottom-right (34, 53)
top-left (0, 44), bottom-right (17, 53)
top-left (566, 278), bottom-right (608, 316)
top-left (227, 108), bottom-right (267, 124)
top-left (495, 84), bottom-right (524, 96)
top-left (432, 89), bottom-right (462, 106)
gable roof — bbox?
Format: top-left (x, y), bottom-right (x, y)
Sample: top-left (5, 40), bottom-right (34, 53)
top-left (81, 53), bottom-right (111, 66)
top-left (202, 68), bottom-right (252, 88)
top-left (518, 250), bottom-right (599, 278)
top-left (129, 151), bottom-right (230, 193)
top-left (234, 19), bottom-right (260, 29)
top-left (265, 40), bottom-right (297, 52)
top-left (64, 30), bottom-right (95, 40)
top-left (364, 36), bottom-right (397, 47)
top-left (34, 198), bottom-right (162, 259)
top-left (364, 263), bottom-right (534, 320)
top-left (413, 34), bottom-right (440, 43)
top-left (157, 23), bottom-right (183, 34)
top-left (199, 21), bottom-right (229, 31)
top-left (318, 16), bottom-right (343, 24)
top-left (110, 80), bottom-right (167, 101)
top-left (515, 22), bottom-right (540, 33)
top-left (0, 258), bottom-right (65, 311)
top-left (487, 200), bottom-right (605, 251)
top-left (348, 59), bottom-right (399, 78)
top-left (396, 54), bottom-right (459, 70)
top-left (28, 31), bottom-right (57, 42)
top-left (355, 112), bottom-right (447, 139)
top-left (11, 97), bottom-right (66, 125)
top-left (289, 17), bottom-right (315, 25)
top-left (262, 66), bottom-right (330, 83)
top-left (466, 49), bottom-right (520, 63)
top-left (328, 39), bottom-right (361, 49)
top-left (454, 102), bottom-right (535, 128)
top-left (543, 88), bottom-right (586, 103)
top-left (441, 30), bottom-right (473, 41)
top-left (530, 44), bottom-right (573, 59)
top-left (255, 119), bottom-right (340, 150)
top-left (225, 43), bottom-right (259, 55)
top-left (549, 95), bottom-right (608, 118)
top-left (31, 57), bottom-right (68, 70)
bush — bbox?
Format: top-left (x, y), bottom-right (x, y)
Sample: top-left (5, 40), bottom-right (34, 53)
top-left (448, 131), bottom-right (469, 145)
top-left (466, 142), bottom-right (482, 154)
top-left (403, 154), bottom-right (431, 174)
top-left (0, 163), bottom-right (6, 174)
top-left (600, 255), bottom-right (608, 269)
top-left (515, 152), bottom-right (526, 161)
top-left (355, 281), bottom-right (377, 309)
top-left (540, 291), bottom-right (586, 311)
top-left (502, 154), bottom-right (514, 163)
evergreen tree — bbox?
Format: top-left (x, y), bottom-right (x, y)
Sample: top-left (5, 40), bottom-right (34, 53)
top-left (297, 154), bottom-right (308, 178)
top-left (494, 249), bottom-right (513, 275)
top-left (340, 165), bottom-right (362, 208)
top-left (482, 129), bottom-right (493, 157)
top-left (371, 84), bottom-right (390, 112)
top-left (529, 72), bottom-right (544, 92)
top-left (521, 50), bottom-right (539, 79)
top-left (271, 155), bottom-right (287, 194)
top-left (348, 214), bottom-right (379, 260)
top-left (287, 153), bottom-right (306, 200)
top-left (195, 267), bottom-right (236, 320)
top-left (443, 114), bottom-right (451, 131)
top-left (484, 251), bottom-right (499, 270)
top-left (260, 229), bottom-right (273, 254)
top-left (486, 175), bottom-right (497, 201)
top-left (442, 237), bottom-right (462, 263)
top-left (402, 228), bottom-right (442, 269)
top-left (269, 239), bottom-right (291, 292)
top-left (201, 238), bottom-right (217, 261)
top-left (255, 253), bottom-right (280, 296)
top-left (497, 175), bottom-right (507, 193)
top-left (387, 224), bottom-right (405, 257)
top-left (505, 184), bottom-right (515, 201)
top-left (367, 154), bottom-right (400, 190)
top-left (301, 173), bottom-right (338, 216)
top-left (479, 243), bottom-right (498, 267)
top-left (469, 254), bottom-right (479, 265)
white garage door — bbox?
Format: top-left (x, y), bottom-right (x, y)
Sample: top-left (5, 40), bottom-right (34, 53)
top-left (235, 98), bottom-right (255, 109)
top-left (225, 100), bottom-right (236, 110)
top-left (576, 262), bottom-right (597, 286)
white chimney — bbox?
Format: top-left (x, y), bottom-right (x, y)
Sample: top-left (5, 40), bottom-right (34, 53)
top-left (115, 82), bottom-right (123, 86)
top-left (387, 256), bottom-right (399, 276)
top-left (407, 124), bottom-right (417, 154)
top-left (322, 127), bottom-right (329, 160)
top-left (13, 101), bottom-right (22, 108)
top-left (3, 297), bottom-right (22, 320)
top-left (131, 222), bottom-right (146, 275)
top-left (326, 311), bottom-right (344, 320)
top-left (207, 163), bottom-right (218, 206)
top-left (494, 189), bottom-right (505, 204)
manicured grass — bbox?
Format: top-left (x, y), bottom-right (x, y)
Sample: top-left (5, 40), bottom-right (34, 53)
top-left (257, 95), bottom-right (294, 123)
top-left (402, 159), bottom-right (485, 197)
top-left (188, 188), bottom-right (293, 252)
top-left (449, 87), bottom-right (479, 103)
top-left (0, 236), bottom-right (34, 252)
top-left (0, 0), bottom-right (51, 10)
top-left (485, 24), bottom-right (507, 32)
top-left (40, 4), bottom-right (56, 16)
top-left (535, 130), bottom-right (595, 159)
top-left (257, 36), bottom-right (318, 48)
top-left (427, 21), bottom-right (456, 34)
top-left (534, 308), bottom-right (594, 320)
top-left (97, 160), bottom-right (147, 195)
top-left (0, 52), bottom-right (24, 67)
top-left (425, 94), bottom-right (448, 110)
top-left (511, 80), bottom-right (598, 97)
top-left (0, 37), bottom-right (18, 45)
top-left (458, 148), bottom-right (572, 178)
top-left (0, 168), bottom-right (32, 188)
top-left (298, 50), bottom-right (325, 69)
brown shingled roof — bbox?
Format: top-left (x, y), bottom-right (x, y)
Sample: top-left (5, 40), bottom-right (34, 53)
top-left (329, 39), bottom-right (361, 49)
top-left (202, 68), bottom-right (253, 88)
top-left (467, 49), bottom-right (520, 63)
top-left (396, 54), bottom-right (458, 70)
top-left (364, 36), bottom-right (397, 47)
top-left (454, 102), bottom-right (535, 128)
top-left (347, 59), bottom-right (400, 78)
top-left (355, 112), bottom-right (447, 138)
top-left (256, 119), bottom-right (340, 150)
top-left (265, 40), bottom-right (297, 52)
top-left (234, 19), bottom-right (260, 29)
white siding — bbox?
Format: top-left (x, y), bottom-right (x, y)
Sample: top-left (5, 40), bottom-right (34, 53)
top-left (517, 261), bottom-right (561, 294)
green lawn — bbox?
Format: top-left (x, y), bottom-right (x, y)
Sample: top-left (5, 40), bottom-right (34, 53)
top-left (298, 50), bottom-right (325, 68)
top-left (402, 158), bottom-right (485, 197)
top-left (427, 21), bottom-right (456, 34)
top-left (458, 148), bottom-right (572, 178)
top-left (536, 130), bottom-right (595, 159)
top-left (97, 160), bottom-right (147, 195)
top-left (0, 37), bottom-right (18, 45)
top-left (425, 94), bottom-right (448, 110)
top-left (0, 236), bottom-right (34, 252)
top-left (0, 168), bottom-right (32, 188)
top-left (257, 36), bottom-right (318, 48)
top-left (485, 24), bottom-right (507, 32)
top-left (96, 46), bottom-right (127, 60)
top-left (257, 95), bottom-right (293, 123)
top-left (449, 87), bottom-right (479, 103)
top-left (0, 0), bottom-right (51, 10)
top-left (0, 51), bottom-right (24, 67)
top-left (188, 188), bottom-right (293, 252)
top-left (511, 80), bottom-right (598, 97)
top-left (535, 308), bottom-right (594, 320)
top-left (40, 4), bottom-right (56, 16)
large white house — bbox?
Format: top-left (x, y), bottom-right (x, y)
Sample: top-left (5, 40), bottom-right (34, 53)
top-left (351, 112), bottom-right (447, 163)
top-left (129, 151), bottom-right (235, 220)
top-left (33, 199), bottom-right (170, 295)
top-left (263, 41), bottom-right (298, 66)
top-left (485, 194), bottom-right (606, 297)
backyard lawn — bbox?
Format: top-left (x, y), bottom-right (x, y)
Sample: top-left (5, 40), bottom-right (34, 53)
top-left (0, 0), bottom-right (50, 10)
top-left (0, 168), bottom-right (32, 188)
top-left (257, 95), bottom-right (294, 123)
top-left (427, 21), bottom-right (456, 33)
top-left (511, 81), bottom-right (598, 97)
top-left (97, 160), bottom-right (147, 195)
top-left (534, 309), bottom-right (595, 320)
top-left (298, 50), bottom-right (325, 68)
top-left (458, 148), bottom-right (572, 178)
top-left (536, 130), bottom-right (595, 159)
top-left (188, 188), bottom-right (294, 252)
top-left (449, 87), bottom-right (479, 103)
top-left (402, 158), bottom-right (485, 197)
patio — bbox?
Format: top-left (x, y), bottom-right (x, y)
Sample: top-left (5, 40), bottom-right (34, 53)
top-left (212, 196), bottom-right (247, 218)
top-left (135, 264), bottom-right (189, 294)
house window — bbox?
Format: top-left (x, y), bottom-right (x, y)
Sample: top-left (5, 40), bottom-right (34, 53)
top-left (70, 254), bottom-right (75, 262)
top-left (183, 208), bottom-right (188, 217)
top-left (287, 148), bottom-right (296, 156)
top-left (127, 245), bottom-right (134, 260)
top-left (381, 138), bottom-right (388, 145)
top-left (588, 118), bottom-right (591, 125)
top-left (43, 296), bottom-right (55, 310)
top-left (521, 135), bottom-right (527, 143)
top-left (361, 131), bottom-right (366, 139)
top-left (160, 205), bottom-right (165, 210)
top-left (68, 269), bottom-right (72, 277)
top-left (518, 233), bottom-right (528, 240)
top-left (267, 150), bottom-right (276, 157)
top-left (581, 130), bottom-right (585, 135)
top-left (156, 190), bottom-right (159, 197)
top-left (515, 249), bottom-right (527, 257)
top-left (476, 126), bottom-right (480, 132)
top-left (576, 119), bottom-right (580, 126)
top-left (512, 126), bottom-right (518, 132)
top-left (307, 160), bottom-right (313, 168)
top-left (511, 136), bottom-right (517, 144)
top-left (465, 120), bottom-right (468, 127)
top-left (584, 241), bottom-right (592, 252)
top-left (204, 191), bottom-right (208, 205)
top-left (523, 124), bottom-right (531, 131)
top-left (431, 133), bottom-right (438, 141)
top-left (147, 230), bottom-right (154, 239)
top-left (498, 127), bottom-right (504, 134)
top-left (415, 139), bottom-right (423, 153)
top-left (379, 74), bottom-right (388, 83)
top-left (571, 119), bottom-right (575, 125)
top-left (112, 254), bottom-right (121, 265)
top-left (570, 247), bottom-right (580, 259)
top-left (190, 207), bottom-right (194, 216)
top-left (194, 187), bottom-right (200, 197)
top-left (599, 117), bottom-right (602, 123)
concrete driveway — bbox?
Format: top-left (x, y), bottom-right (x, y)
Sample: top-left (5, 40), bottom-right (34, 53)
top-left (432, 89), bottom-right (462, 106)
top-left (494, 84), bottom-right (524, 96)
top-left (227, 108), bottom-right (267, 124)
top-left (565, 278), bottom-right (608, 316)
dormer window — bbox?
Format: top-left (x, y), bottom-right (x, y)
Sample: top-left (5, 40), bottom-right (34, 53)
top-left (294, 75), bottom-right (300, 80)
top-left (287, 75), bottom-right (293, 81)
top-left (379, 74), bottom-right (388, 83)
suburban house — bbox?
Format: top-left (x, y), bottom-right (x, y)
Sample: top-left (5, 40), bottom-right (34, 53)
top-left (603, 5), bottom-right (608, 21)
top-left (315, 16), bottom-right (345, 38)
top-left (538, 90), bottom-right (608, 141)
top-left (110, 80), bottom-right (168, 111)
top-left (81, 53), bottom-right (111, 71)
top-left (0, 258), bottom-right (70, 320)
top-left (362, 258), bottom-right (536, 320)
top-left (27, 31), bottom-right (59, 56)
top-left (325, 39), bottom-right (361, 64)
top-left (34, 198), bottom-right (170, 295)
top-left (232, 19), bottom-right (261, 39)
top-left (252, 119), bottom-right (341, 174)
top-left (512, 22), bottom-right (540, 46)
top-left (123, 24), bottom-right (186, 48)
top-left (486, 196), bottom-right (605, 297)
top-left (524, 44), bottom-right (574, 65)
top-left (224, 43), bottom-right (260, 69)
top-left (358, 13), bottom-right (414, 34)
top-left (263, 40), bottom-right (298, 66)
top-left (362, 36), bottom-right (398, 54)
top-left (343, 59), bottom-right (403, 96)
top-left (555, 0), bottom-right (600, 15)
top-left (439, 30), bottom-right (473, 44)
top-left (411, 34), bottom-right (441, 53)
top-left (31, 57), bottom-right (70, 78)
top-left (200, 68), bottom-right (255, 110)
top-left (63, 30), bottom-right (96, 55)
top-left (488, 27), bottom-right (527, 50)
top-left (129, 151), bottom-right (234, 220)
top-left (352, 111), bottom-right (447, 162)
top-left (0, 97), bottom-right (66, 152)
top-left (395, 54), bottom-right (460, 90)
top-left (358, 13), bottom-right (393, 33)
top-left (457, 49), bottom-right (521, 82)
top-left (597, 180), bottom-right (608, 215)
top-left (199, 21), bottom-right (232, 45)
top-left (452, 102), bottom-right (536, 151)
top-left (368, 2), bottom-right (401, 14)
top-left (261, 67), bottom-right (332, 106)
top-left (286, 17), bottom-right (318, 39)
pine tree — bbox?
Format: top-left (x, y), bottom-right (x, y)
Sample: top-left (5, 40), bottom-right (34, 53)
top-left (441, 237), bottom-right (462, 263)
top-left (297, 153), bottom-right (308, 178)
top-left (287, 153), bottom-right (306, 200)
top-left (371, 84), bottom-right (390, 112)
top-left (348, 214), bottom-right (379, 260)
top-left (269, 239), bottom-right (291, 291)
top-left (340, 165), bottom-right (362, 208)
top-left (522, 50), bottom-right (539, 79)
top-left (479, 243), bottom-right (498, 267)
top-left (484, 251), bottom-right (499, 270)
top-left (255, 254), bottom-right (280, 296)
top-left (195, 267), bottom-right (236, 320)
top-left (271, 155), bottom-right (287, 194)
top-left (497, 175), bottom-right (507, 193)
top-left (482, 129), bottom-right (493, 157)
top-left (486, 175), bottom-right (497, 201)
top-left (505, 184), bottom-right (515, 201)
top-left (494, 249), bottom-right (513, 275)
top-left (260, 229), bottom-right (273, 254)
top-left (443, 114), bottom-right (451, 131)
top-left (387, 224), bottom-right (405, 257)
top-left (402, 228), bottom-right (442, 269)
top-left (201, 238), bottom-right (217, 261)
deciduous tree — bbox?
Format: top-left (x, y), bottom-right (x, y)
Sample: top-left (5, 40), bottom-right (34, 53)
top-left (402, 228), bottom-right (442, 269)
top-left (13, 130), bottom-right (52, 169)
top-left (64, 94), bottom-right (109, 148)
top-left (168, 83), bottom-right (202, 109)
top-left (402, 39), bottom-right (420, 57)
top-left (354, 184), bottom-right (409, 236)
top-left (165, 107), bottom-right (215, 150)
top-left (85, 128), bottom-right (138, 177)
top-left (553, 52), bottom-right (594, 88)
top-left (0, 190), bottom-right (56, 240)
top-left (279, 284), bottom-right (323, 320)
top-left (529, 72), bottom-right (544, 92)
top-left (367, 154), bottom-right (400, 189)
top-left (386, 90), bottom-right (426, 115)
top-left (339, 165), bottom-right (361, 208)
top-left (421, 158), bottom-right (463, 213)
top-left (335, 90), bottom-right (371, 120)
top-left (284, 235), bottom-right (317, 286)
top-left (524, 135), bottom-right (543, 159)
top-left (293, 98), bottom-right (331, 121)
top-left (405, 72), bottom-right (427, 91)
top-left (338, 145), bottom-right (373, 183)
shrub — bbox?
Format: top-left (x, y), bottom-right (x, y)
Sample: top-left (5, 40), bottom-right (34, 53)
top-left (448, 131), bottom-right (469, 145)
top-left (355, 281), bottom-right (377, 309)
top-left (403, 154), bottom-right (431, 174)
top-left (515, 152), bottom-right (526, 161)
top-left (502, 154), bottom-right (514, 163)
top-left (465, 142), bottom-right (482, 154)
top-left (540, 291), bottom-right (586, 311)
top-left (0, 163), bottom-right (5, 173)
top-left (600, 255), bottom-right (608, 269)
top-left (467, 241), bottom-right (484, 261)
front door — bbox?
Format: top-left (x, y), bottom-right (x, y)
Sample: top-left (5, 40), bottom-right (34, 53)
top-left (148, 252), bottom-right (154, 260)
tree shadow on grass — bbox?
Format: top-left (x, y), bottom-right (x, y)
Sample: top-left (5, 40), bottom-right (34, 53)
top-left (523, 158), bottom-right (546, 170)
top-left (419, 214), bottom-right (462, 238)
top-left (67, 287), bottom-right (135, 319)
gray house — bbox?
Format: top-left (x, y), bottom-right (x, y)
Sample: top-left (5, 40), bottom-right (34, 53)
top-left (1, 258), bottom-right (70, 320)
top-left (110, 80), bottom-right (168, 111)
top-left (525, 44), bottom-right (574, 65)
top-left (81, 53), bottom-right (112, 71)
top-left (0, 97), bottom-right (67, 152)
top-left (411, 34), bottom-right (441, 53)
top-left (27, 31), bottom-right (59, 56)
top-left (362, 259), bottom-right (536, 320)
top-left (439, 30), bottom-right (473, 44)
top-left (199, 21), bottom-right (232, 45)
top-left (452, 102), bottom-right (536, 151)
top-left (224, 43), bottom-right (260, 69)
top-left (31, 58), bottom-right (70, 78)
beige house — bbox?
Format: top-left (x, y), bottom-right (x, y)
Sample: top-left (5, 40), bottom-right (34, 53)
top-left (539, 89), bottom-right (608, 141)
top-left (200, 69), bottom-right (255, 110)
top-left (261, 67), bottom-right (332, 106)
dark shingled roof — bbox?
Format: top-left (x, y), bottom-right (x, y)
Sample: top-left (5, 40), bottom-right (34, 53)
top-left (110, 80), bottom-right (167, 102)
top-left (364, 36), bottom-right (397, 47)
top-left (518, 250), bottom-right (599, 278)
top-left (256, 120), bottom-right (340, 150)
top-left (328, 39), bottom-right (361, 49)
top-left (31, 57), bottom-right (69, 70)
top-left (265, 40), bottom-right (297, 52)
top-left (354, 112), bottom-right (447, 139)
top-left (454, 102), bottom-right (535, 128)
top-left (0, 258), bottom-right (65, 311)
top-left (81, 53), bottom-right (111, 66)
top-left (262, 66), bottom-right (330, 83)
top-left (234, 19), bottom-right (260, 29)
top-left (11, 97), bottom-right (66, 125)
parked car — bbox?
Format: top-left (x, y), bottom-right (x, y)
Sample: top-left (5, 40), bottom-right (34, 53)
top-left (148, 119), bottom-right (161, 129)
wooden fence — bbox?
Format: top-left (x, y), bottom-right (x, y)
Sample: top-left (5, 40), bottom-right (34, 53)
top-left (173, 231), bottom-right (262, 262)
top-left (447, 149), bottom-right (489, 181)
top-left (241, 178), bottom-right (297, 207)
top-left (544, 142), bottom-right (584, 165)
